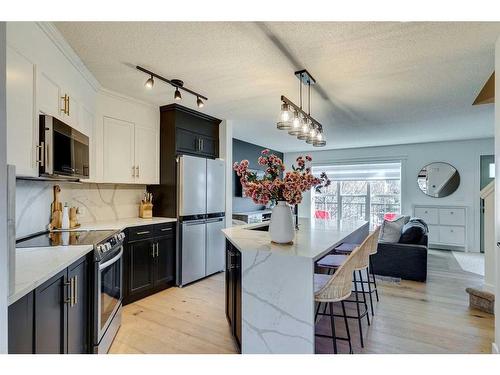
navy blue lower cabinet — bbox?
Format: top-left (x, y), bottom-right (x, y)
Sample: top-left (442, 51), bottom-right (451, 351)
top-left (225, 240), bottom-right (242, 352)
top-left (8, 291), bottom-right (34, 354)
top-left (8, 254), bottom-right (91, 354)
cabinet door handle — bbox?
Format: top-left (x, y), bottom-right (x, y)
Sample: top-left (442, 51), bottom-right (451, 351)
top-left (151, 243), bottom-right (155, 258)
top-left (64, 278), bottom-right (73, 305)
top-left (66, 96), bottom-right (70, 116)
top-left (35, 142), bottom-right (45, 167)
top-left (132, 166), bottom-right (136, 177)
top-left (200, 139), bottom-right (204, 151)
top-left (61, 95), bottom-right (67, 114)
top-left (136, 165), bottom-right (140, 178)
top-left (73, 275), bottom-right (78, 307)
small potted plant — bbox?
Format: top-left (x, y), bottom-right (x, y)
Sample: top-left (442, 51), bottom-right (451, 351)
top-left (234, 149), bottom-right (330, 244)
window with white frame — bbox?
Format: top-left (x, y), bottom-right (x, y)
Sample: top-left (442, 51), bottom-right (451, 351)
top-left (311, 162), bottom-right (402, 228)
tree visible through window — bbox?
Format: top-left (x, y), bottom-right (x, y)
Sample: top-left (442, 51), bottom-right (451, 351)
top-left (312, 163), bottom-right (401, 228)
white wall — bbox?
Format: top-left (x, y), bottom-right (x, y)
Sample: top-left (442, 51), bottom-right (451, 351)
top-left (0, 22), bottom-right (8, 353)
top-left (285, 138), bottom-right (494, 252)
top-left (494, 36), bottom-right (500, 354)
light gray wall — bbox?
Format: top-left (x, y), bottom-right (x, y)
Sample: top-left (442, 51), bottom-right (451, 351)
top-left (285, 138), bottom-right (494, 252)
top-left (0, 21), bottom-right (8, 353)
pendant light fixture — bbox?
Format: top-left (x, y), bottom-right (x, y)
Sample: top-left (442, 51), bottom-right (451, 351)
top-left (277, 69), bottom-right (326, 147)
top-left (137, 65), bottom-right (208, 107)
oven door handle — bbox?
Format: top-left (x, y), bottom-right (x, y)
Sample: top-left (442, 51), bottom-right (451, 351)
top-left (99, 247), bottom-right (123, 270)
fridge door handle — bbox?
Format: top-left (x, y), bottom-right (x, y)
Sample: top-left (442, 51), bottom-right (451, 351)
top-left (183, 219), bottom-right (207, 226)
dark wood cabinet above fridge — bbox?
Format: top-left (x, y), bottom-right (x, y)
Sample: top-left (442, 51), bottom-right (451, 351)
top-left (149, 104), bottom-right (222, 218)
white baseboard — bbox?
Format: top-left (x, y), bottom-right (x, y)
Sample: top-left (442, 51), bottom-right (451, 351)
top-left (493, 342), bottom-right (499, 354)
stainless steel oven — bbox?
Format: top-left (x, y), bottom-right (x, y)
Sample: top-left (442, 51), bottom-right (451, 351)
top-left (38, 114), bottom-right (89, 179)
top-left (94, 233), bottom-right (124, 353)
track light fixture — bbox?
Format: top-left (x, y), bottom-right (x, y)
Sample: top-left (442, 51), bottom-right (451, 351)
top-left (136, 65), bottom-right (208, 107)
top-left (144, 75), bottom-right (154, 89)
top-left (277, 69), bottom-right (326, 147)
top-left (174, 88), bottom-right (182, 101)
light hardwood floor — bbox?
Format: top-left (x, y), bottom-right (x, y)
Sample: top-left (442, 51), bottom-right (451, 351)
top-left (110, 250), bottom-right (494, 354)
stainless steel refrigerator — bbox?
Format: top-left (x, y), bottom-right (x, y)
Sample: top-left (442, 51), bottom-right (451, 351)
top-left (177, 155), bottom-right (226, 286)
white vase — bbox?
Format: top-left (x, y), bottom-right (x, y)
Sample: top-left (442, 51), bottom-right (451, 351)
top-left (269, 201), bottom-right (295, 244)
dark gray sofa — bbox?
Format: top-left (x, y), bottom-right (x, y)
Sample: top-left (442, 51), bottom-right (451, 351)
top-left (370, 234), bottom-right (428, 282)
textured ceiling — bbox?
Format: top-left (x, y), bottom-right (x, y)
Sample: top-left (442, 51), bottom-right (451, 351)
top-left (54, 22), bottom-right (500, 152)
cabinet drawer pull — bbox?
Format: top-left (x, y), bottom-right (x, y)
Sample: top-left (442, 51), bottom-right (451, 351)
top-left (161, 228), bottom-right (172, 232)
top-left (136, 231), bottom-right (150, 235)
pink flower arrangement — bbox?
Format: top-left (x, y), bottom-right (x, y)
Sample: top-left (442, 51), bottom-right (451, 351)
top-left (233, 150), bottom-right (330, 206)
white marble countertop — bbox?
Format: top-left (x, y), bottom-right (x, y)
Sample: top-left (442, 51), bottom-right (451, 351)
top-left (9, 244), bottom-right (94, 305)
top-left (222, 218), bottom-right (368, 261)
top-left (9, 217), bottom-right (177, 306)
top-left (77, 216), bottom-right (177, 231)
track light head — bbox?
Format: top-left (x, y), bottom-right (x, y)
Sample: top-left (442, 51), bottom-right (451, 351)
top-left (197, 97), bottom-right (204, 108)
top-left (144, 75), bottom-right (154, 89)
top-left (174, 88), bottom-right (182, 101)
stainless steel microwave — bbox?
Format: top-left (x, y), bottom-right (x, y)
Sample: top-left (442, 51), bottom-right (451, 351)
top-left (39, 114), bottom-right (90, 179)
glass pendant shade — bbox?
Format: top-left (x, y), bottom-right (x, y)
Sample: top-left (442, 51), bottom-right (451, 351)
top-left (288, 112), bottom-right (302, 135)
top-left (297, 119), bottom-right (311, 140)
top-left (306, 127), bottom-right (318, 144)
top-left (313, 131), bottom-right (326, 147)
top-left (277, 103), bottom-right (292, 130)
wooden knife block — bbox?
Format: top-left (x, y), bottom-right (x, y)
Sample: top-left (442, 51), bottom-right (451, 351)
top-left (139, 202), bottom-right (153, 219)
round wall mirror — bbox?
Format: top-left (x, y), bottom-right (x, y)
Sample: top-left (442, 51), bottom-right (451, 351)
top-left (417, 162), bottom-right (460, 198)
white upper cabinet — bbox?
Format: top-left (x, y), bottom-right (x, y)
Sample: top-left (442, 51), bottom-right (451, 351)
top-left (134, 125), bottom-right (159, 184)
top-left (102, 116), bottom-right (159, 185)
top-left (6, 22), bottom-right (98, 177)
top-left (103, 117), bottom-right (136, 184)
top-left (6, 46), bottom-right (37, 177)
top-left (96, 90), bottom-right (160, 185)
top-left (37, 71), bottom-right (61, 117)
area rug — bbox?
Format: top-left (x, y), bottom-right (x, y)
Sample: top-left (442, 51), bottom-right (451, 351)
top-left (452, 251), bottom-right (484, 276)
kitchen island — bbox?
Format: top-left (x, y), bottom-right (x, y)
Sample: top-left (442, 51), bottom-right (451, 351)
top-left (222, 218), bottom-right (369, 354)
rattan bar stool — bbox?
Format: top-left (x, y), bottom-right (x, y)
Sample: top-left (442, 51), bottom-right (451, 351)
top-left (314, 245), bottom-right (360, 354)
top-left (316, 229), bottom-right (379, 347)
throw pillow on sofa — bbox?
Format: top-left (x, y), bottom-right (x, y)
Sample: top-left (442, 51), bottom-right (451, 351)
top-left (400, 219), bottom-right (428, 244)
top-left (379, 216), bottom-right (408, 243)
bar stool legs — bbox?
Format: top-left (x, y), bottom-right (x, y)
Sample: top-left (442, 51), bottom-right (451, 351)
top-left (353, 271), bottom-right (364, 348)
top-left (365, 268), bottom-right (375, 316)
top-left (341, 301), bottom-right (353, 354)
top-left (370, 256), bottom-right (379, 302)
top-left (315, 300), bottom-right (353, 354)
top-left (357, 270), bottom-right (370, 326)
top-left (329, 302), bottom-right (338, 354)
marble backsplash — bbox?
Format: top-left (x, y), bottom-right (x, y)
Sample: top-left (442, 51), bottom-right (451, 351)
top-left (15, 180), bottom-right (146, 239)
